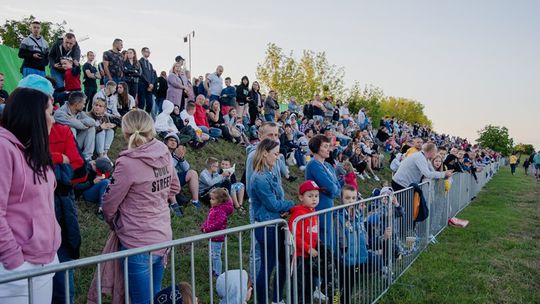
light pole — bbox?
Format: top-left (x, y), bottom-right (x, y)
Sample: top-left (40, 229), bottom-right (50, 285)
top-left (183, 30), bottom-right (195, 73)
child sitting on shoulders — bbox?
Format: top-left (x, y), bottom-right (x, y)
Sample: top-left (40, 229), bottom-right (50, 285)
top-left (201, 188), bottom-right (234, 277)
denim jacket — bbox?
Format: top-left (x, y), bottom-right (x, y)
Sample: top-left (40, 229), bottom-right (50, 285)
top-left (249, 169), bottom-right (293, 222)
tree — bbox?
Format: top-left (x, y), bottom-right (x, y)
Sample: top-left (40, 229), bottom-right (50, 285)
top-left (476, 125), bottom-right (514, 156)
top-left (347, 82), bottom-right (384, 128)
top-left (0, 15), bottom-right (68, 48)
top-left (256, 43), bottom-right (345, 103)
top-left (514, 143), bottom-right (535, 155)
top-left (380, 96), bottom-right (432, 128)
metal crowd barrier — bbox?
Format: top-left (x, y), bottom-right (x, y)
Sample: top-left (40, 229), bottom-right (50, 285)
top-left (0, 160), bottom-right (504, 304)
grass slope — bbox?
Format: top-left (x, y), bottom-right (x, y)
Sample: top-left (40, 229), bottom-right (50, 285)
top-left (380, 169), bottom-right (540, 304)
top-left (74, 131), bottom-right (391, 303)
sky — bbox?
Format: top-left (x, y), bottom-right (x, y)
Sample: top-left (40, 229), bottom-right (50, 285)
top-left (1, 0), bottom-right (539, 149)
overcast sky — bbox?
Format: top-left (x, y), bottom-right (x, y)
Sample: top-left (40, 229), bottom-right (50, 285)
top-left (1, 0), bottom-right (538, 148)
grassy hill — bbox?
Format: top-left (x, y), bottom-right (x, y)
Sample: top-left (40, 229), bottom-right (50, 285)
top-left (73, 130), bottom-right (393, 303)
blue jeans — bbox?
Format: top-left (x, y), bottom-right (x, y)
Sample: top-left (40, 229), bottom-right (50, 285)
top-left (120, 244), bottom-right (165, 304)
top-left (22, 67), bottom-right (46, 78)
top-left (199, 126), bottom-right (222, 138)
top-left (82, 179), bottom-right (111, 208)
top-left (209, 95), bottom-right (220, 102)
top-left (50, 68), bottom-right (64, 89)
top-left (248, 199), bottom-right (262, 284)
top-left (138, 82), bottom-right (154, 113)
top-left (95, 129), bottom-right (114, 154)
top-left (210, 241), bottom-right (223, 276)
top-left (103, 77), bottom-right (123, 85)
top-left (294, 149), bottom-right (305, 167)
top-left (264, 114), bottom-right (274, 122)
top-left (255, 226), bottom-right (286, 303)
top-left (52, 246), bottom-right (74, 304)
top-left (154, 97), bottom-right (165, 115)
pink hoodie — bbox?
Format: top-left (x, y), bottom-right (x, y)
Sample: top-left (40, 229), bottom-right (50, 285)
top-left (0, 127), bottom-right (61, 270)
top-left (103, 139), bottom-right (180, 252)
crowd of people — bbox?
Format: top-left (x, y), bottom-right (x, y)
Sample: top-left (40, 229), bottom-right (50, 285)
top-left (0, 22), bottom-right (525, 304)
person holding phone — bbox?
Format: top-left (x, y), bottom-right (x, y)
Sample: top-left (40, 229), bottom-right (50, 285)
top-left (18, 20), bottom-right (49, 77)
top-left (391, 142), bottom-right (453, 191)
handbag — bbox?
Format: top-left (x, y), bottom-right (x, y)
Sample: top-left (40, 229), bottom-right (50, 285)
top-left (229, 125), bottom-right (242, 138)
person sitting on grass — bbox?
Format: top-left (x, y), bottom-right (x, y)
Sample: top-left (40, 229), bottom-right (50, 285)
top-left (89, 97), bottom-right (116, 158)
top-left (220, 158), bottom-right (247, 216)
top-left (201, 188), bottom-right (234, 277)
top-left (216, 269), bottom-right (253, 304)
top-left (181, 101), bottom-right (211, 144)
top-left (164, 132), bottom-right (201, 212)
top-left (75, 157), bottom-right (113, 220)
top-left (199, 157), bottom-right (231, 204)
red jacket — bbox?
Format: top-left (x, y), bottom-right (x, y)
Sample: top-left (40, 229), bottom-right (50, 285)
top-left (49, 123), bottom-right (86, 184)
top-left (64, 67), bottom-right (81, 91)
top-left (194, 103), bottom-right (210, 128)
top-left (344, 172), bottom-right (358, 191)
top-left (288, 205), bottom-right (318, 257)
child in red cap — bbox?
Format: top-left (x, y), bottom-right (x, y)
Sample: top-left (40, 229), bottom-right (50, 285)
top-left (288, 180), bottom-right (327, 303)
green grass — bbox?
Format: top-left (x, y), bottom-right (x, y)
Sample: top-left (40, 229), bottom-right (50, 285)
top-left (380, 169), bottom-right (540, 304)
top-left (74, 131), bottom-right (392, 303)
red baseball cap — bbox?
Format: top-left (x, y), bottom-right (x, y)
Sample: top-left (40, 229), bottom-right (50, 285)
top-left (299, 180), bottom-right (322, 195)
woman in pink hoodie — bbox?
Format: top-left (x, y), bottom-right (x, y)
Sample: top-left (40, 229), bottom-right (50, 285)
top-left (0, 81), bottom-right (61, 303)
top-left (102, 109), bottom-right (180, 304)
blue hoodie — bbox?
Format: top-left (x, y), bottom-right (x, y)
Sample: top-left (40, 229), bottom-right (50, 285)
top-left (216, 269), bottom-right (249, 304)
top-left (305, 159), bottom-right (341, 245)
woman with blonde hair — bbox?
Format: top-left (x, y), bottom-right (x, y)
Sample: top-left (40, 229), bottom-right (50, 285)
top-left (249, 138), bottom-right (294, 304)
top-left (166, 62), bottom-right (189, 110)
top-left (102, 110), bottom-right (180, 303)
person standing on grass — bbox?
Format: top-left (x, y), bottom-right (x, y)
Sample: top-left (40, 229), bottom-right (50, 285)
top-left (18, 20), bottom-right (49, 77)
top-left (83, 51), bottom-right (101, 111)
top-left (102, 39), bottom-right (124, 84)
top-left (509, 151), bottom-right (518, 175)
top-left (102, 110), bottom-right (180, 304)
top-left (206, 65), bottom-right (224, 102)
top-left (138, 47), bottom-right (156, 114)
top-left (123, 48), bottom-right (142, 101)
top-left (533, 150), bottom-right (540, 180)
top-left (0, 80), bottom-right (61, 304)
top-left (201, 187), bottom-right (234, 277)
top-left (49, 33), bottom-right (80, 89)
top-left (523, 157), bottom-right (530, 175)
top-left (249, 139), bottom-right (294, 304)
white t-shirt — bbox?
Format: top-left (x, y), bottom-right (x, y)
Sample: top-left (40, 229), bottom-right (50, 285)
top-left (180, 109), bottom-right (200, 131)
top-left (207, 73), bottom-right (223, 96)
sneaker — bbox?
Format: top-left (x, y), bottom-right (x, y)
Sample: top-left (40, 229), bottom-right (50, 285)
top-left (191, 200), bottom-right (202, 209)
top-left (358, 174), bottom-right (365, 181)
top-left (299, 165), bottom-right (306, 171)
top-left (313, 287), bottom-right (327, 301)
top-left (287, 176), bottom-right (297, 182)
top-left (170, 203), bottom-right (183, 217)
top-left (365, 173), bottom-right (371, 179)
top-left (374, 175), bottom-right (380, 181)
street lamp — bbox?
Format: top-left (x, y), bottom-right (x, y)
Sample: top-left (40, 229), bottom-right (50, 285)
top-left (183, 30), bottom-right (195, 73)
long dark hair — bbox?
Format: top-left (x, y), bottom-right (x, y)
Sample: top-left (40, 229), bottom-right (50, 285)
top-left (117, 81), bottom-right (130, 109)
top-left (1, 88), bottom-right (52, 183)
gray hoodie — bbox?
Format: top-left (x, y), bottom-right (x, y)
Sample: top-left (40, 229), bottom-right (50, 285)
top-left (216, 269), bottom-right (249, 304)
top-left (54, 103), bottom-right (96, 131)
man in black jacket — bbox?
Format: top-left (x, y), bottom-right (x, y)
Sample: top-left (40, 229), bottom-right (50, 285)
top-left (138, 47), bottom-right (156, 113)
top-left (154, 71), bottom-right (168, 113)
top-left (18, 20), bottom-right (49, 77)
top-left (48, 33), bottom-right (80, 88)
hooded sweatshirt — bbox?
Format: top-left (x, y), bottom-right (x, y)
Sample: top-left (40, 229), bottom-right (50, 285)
top-left (155, 100), bottom-right (178, 133)
top-left (0, 127), bottom-right (61, 270)
top-left (216, 269), bottom-right (249, 304)
top-left (288, 205), bottom-right (318, 258)
top-left (102, 139), bottom-right (180, 252)
top-left (201, 199), bottom-right (234, 242)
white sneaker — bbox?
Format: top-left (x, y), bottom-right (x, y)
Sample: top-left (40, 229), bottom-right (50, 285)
top-left (374, 175), bottom-right (380, 181)
top-left (365, 173), bottom-right (371, 179)
top-left (313, 287), bottom-right (327, 301)
top-left (299, 165), bottom-right (306, 171)
top-left (358, 173), bottom-right (365, 180)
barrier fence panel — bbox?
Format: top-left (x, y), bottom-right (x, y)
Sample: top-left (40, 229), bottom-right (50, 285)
top-left (430, 179), bottom-right (449, 238)
top-left (0, 219), bottom-right (290, 304)
top-left (1, 160), bottom-right (504, 304)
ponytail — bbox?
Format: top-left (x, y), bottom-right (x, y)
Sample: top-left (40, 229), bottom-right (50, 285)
top-left (122, 110), bottom-right (156, 150)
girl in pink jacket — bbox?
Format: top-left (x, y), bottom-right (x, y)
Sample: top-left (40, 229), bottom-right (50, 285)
top-left (201, 188), bottom-right (234, 277)
top-left (0, 83), bottom-right (61, 303)
top-left (102, 110), bottom-right (180, 304)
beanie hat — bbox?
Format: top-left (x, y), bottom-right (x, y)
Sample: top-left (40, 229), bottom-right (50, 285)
top-left (17, 75), bottom-right (54, 97)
